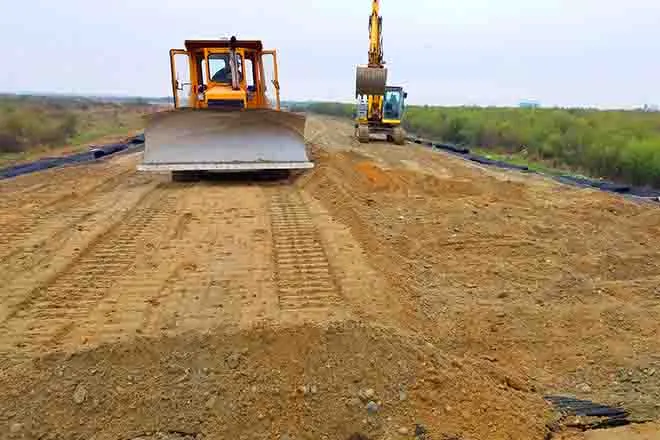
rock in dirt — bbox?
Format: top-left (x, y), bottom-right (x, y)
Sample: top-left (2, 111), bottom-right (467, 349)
top-left (10, 423), bottom-right (23, 434)
top-left (366, 401), bottom-right (379, 414)
top-left (504, 375), bottom-right (530, 392)
top-left (398, 427), bottom-right (410, 435)
top-left (359, 388), bottom-right (376, 401)
top-left (205, 395), bottom-right (217, 409)
top-left (226, 353), bottom-right (241, 369)
top-left (415, 424), bottom-right (428, 440)
top-left (578, 383), bottom-right (592, 393)
top-left (73, 384), bottom-right (87, 404)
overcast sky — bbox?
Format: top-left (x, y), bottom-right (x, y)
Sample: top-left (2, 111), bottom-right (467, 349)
top-left (1, 0), bottom-right (658, 107)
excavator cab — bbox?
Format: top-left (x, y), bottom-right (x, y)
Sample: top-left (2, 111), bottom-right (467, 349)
top-left (383, 87), bottom-right (407, 122)
top-left (139, 37), bottom-right (313, 175)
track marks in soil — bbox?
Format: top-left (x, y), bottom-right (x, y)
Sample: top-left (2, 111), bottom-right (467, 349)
top-left (0, 185), bottom-right (176, 357)
top-left (133, 184), bottom-right (278, 334)
top-left (269, 190), bottom-right (342, 314)
top-left (0, 175), bottom-right (162, 332)
top-left (0, 156), bottom-right (140, 262)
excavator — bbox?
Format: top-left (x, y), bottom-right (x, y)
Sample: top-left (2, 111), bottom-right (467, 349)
top-left (138, 37), bottom-right (313, 177)
top-left (355, 0), bottom-right (408, 145)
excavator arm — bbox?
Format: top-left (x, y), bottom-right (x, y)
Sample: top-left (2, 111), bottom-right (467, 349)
top-left (356, 1), bottom-right (388, 97)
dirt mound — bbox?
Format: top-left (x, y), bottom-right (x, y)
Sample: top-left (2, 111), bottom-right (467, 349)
top-left (0, 322), bottom-right (549, 440)
top-left (301, 117), bottom-right (660, 426)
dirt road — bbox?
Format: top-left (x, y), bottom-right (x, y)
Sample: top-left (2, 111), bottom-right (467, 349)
top-left (1, 115), bottom-right (659, 440)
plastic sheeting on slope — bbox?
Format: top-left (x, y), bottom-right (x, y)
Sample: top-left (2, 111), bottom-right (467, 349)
top-left (407, 135), bottom-right (660, 203)
top-left (0, 134), bottom-right (145, 180)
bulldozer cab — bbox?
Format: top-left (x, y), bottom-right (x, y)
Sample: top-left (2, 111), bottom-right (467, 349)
top-left (169, 39), bottom-right (280, 111)
top-left (139, 37), bottom-right (313, 174)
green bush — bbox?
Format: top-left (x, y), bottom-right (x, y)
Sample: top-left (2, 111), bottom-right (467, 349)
top-left (0, 100), bottom-right (79, 153)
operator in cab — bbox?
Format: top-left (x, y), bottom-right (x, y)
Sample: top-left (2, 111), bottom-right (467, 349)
top-left (385, 92), bottom-right (400, 115)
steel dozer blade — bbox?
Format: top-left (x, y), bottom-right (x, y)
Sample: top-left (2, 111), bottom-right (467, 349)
top-left (138, 109), bottom-right (313, 172)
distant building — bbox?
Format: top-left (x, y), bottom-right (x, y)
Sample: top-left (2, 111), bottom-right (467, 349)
top-left (519, 100), bottom-right (540, 109)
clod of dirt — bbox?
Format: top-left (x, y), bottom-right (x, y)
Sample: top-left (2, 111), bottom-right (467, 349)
top-left (359, 388), bottom-right (376, 402)
top-left (578, 383), bottom-right (593, 393)
top-left (226, 352), bottom-right (241, 369)
top-left (72, 383), bottom-right (87, 404)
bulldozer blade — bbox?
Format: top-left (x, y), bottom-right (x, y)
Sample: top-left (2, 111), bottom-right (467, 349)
top-left (138, 109), bottom-right (313, 172)
top-left (356, 66), bottom-right (387, 97)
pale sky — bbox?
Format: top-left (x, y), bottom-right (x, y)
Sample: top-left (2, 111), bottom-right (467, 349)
top-left (1, 0), bottom-right (659, 107)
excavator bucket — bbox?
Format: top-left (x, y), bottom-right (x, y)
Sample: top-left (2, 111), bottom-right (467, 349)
top-left (138, 109), bottom-right (313, 172)
top-left (356, 66), bottom-right (387, 97)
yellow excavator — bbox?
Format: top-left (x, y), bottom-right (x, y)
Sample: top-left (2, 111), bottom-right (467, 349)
top-left (138, 37), bottom-right (313, 176)
top-left (355, 0), bottom-right (407, 145)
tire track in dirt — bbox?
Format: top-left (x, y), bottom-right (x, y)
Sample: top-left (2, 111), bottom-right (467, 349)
top-left (269, 189), bottom-right (342, 315)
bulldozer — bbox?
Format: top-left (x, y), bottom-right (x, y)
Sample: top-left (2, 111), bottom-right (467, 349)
top-left (138, 37), bottom-right (313, 176)
top-left (355, 0), bottom-right (407, 145)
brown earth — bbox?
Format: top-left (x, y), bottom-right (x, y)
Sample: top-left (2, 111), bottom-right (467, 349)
top-left (0, 115), bottom-right (659, 440)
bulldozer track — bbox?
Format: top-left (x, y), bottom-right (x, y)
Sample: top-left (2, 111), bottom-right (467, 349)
top-left (129, 184), bottom-right (277, 335)
top-left (0, 174), bottom-right (161, 330)
top-left (269, 190), bottom-right (342, 312)
top-left (0, 162), bottom-right (138, 261)
top-left (0, 184), bottom-right (177, 356)
top-left (0, 171), bottom-right (150, 264)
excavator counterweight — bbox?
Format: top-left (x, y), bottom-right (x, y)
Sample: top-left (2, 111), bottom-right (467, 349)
top-left (138, 37), bottom-right (313, 176)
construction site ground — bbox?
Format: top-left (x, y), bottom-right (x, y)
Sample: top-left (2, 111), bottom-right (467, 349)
top-left (1, 115), bottom-right (659, 440)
